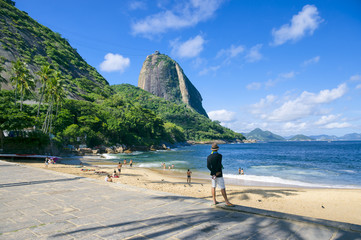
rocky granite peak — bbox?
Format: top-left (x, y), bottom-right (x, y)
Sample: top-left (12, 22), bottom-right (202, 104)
top-left (138, 52), bottom-right (208, 117)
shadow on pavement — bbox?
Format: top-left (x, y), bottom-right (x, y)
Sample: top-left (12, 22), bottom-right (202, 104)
top-left (0, 177), bottom-right (84, 188)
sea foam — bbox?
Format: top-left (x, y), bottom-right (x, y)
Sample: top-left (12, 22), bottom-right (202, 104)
top-left (223, 173), bottom-right (359, 189)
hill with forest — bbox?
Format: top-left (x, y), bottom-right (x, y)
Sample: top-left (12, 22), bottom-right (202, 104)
top-left (0, 0), bottom-right (112, 100)
top-left (0, 0), bottom-right (245, 154)
top-left (111, 84), bottom-right (244, 142)
top-left (288, 134), bottom-right (313, 141)
top-left (244, 128), bottom-right (285, 142)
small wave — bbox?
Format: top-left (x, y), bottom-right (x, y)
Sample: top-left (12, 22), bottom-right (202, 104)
top-left (223, 174), bottom-right (359, 189)
top-left (101, 154), bottom-right (118, 159)
top-left (137, 163), bottom-right (163, 168)
top-left (339, 169), bottom-right (357, 174)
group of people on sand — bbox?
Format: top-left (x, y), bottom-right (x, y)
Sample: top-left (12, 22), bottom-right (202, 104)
top-left (44, 157), bottom-right (55, 168)
top-left (105, 159), bottom-right (135, 182)
top-left (116, 159), bottom-right (133, 173)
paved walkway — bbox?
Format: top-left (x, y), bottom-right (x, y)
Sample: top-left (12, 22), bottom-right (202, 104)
top-left (1, 160), bottom-right (360, 240)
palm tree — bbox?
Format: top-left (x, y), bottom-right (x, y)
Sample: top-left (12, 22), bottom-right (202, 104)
top-left (36, 63), bottom-right (53, 118)
top-left (10, 59), bottom-right (35, 111)
top-left (42, 70), bottom-right (66, 134)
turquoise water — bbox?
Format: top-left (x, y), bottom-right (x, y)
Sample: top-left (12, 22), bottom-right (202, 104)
top-left (97, 141), bottom-right (361, 188)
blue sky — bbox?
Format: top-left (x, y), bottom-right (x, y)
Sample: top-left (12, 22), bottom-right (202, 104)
top-left (16, 0), bottom-right (361, 136)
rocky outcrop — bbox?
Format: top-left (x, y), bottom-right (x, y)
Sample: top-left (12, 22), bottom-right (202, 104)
top-left (138, 51), bottom-right (208, 117)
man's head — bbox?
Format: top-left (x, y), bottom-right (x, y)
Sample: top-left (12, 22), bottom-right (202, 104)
top-left (211, 143), bottom-right (219, 151)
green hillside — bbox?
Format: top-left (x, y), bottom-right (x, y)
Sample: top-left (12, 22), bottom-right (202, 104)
top-left (111, 84), bottom-right (245, 142)
top-left (0, 0), bottom-right (112, 100)
top-left (245, 128), bottom-right (285, 142)
top-left (289, 134), bottom-right (313, 141)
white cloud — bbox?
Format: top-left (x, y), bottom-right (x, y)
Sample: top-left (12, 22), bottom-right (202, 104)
top-left (246, 82), bottom-right (262, 90)
top-left (251, 95), bottom-right (277, 115)
top-left (129, 1), bottom-right (146, 10)
top-left (322, 122), bottom-right (352, 129)
top-left (283, 122), bottom-right (307, 130)
top-left (217, 44), bottom-right (245, 59)
top-left (171, 35), bottom-right (205, 58)
top-left (131, 0), bottom-right (224, 37)
top-left (247, 71), bottom-right (295, 90)
top-left (315, 114), bottom-right (339, 125)
top-left (208, 109), bottom-right (236, 122)
top-left (245, 44), bottom-right (263, 62)
top-left (350, 74), bottom-right (361, 82)
top-left (267, 83), bottom-right (347, 122)
top-left (279, 71), bottom-right (295, 79)
top-left (303, 56), bottom-right (320, 66)
top-left (356, 84), bottom-right (361, 89)
top-left (100, 53), bottom-right (130, 73)
top-left (271, 5), bottom-right (323, 46)
top-left (199, 65), bottom-right (221, 76)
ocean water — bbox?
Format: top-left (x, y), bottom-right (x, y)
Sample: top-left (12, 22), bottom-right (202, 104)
top-left (92, 141), bottom-right (361, 189)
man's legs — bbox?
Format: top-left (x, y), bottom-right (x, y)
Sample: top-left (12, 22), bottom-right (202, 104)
top-left (221, 188), bottom-right (232, 205)
top-left (211, 187), bottom-right (217, 204)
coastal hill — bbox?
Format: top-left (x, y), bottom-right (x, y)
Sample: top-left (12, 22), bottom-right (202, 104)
top-left (138, 51), bottom-right (208, 117)
top-left (0, 0), bottom-right (245, 153)
top-left (245, 128), bottom-right (361, 142)
top-left (288, 134), bottom-right (313, 141)
top-left (112, 84), bottom-right (245, 142)
top-left (0, 0), bottom-right (112, 100)
top-left (244, 128), bottom-right (285, 142)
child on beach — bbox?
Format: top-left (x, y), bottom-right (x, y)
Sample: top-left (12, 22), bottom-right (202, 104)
top-left (129, 159), bottom-right (133, 167)
top-left (105, 175), bottom-right (112, 182)
top-left (187, 169), bottom-right (192, 183)
top-left (113, 170), bottom-right (119, 178)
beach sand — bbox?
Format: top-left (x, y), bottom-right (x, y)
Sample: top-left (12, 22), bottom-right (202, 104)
top-left (14, 160), bottom-right (361, 226)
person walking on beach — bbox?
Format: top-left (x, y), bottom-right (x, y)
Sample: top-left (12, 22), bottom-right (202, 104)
top-left (187, 169), bottom-right (192, 183)
top-left (207, 143), bottom-right (234, 206)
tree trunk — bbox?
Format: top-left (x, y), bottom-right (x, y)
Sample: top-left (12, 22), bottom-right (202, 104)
top-left (20, 85), bottom-right (24, 111)
top-left (37, 87), bottom-right (45, 118)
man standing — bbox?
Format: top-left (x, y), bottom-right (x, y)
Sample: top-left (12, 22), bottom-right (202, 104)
top-left (207, 143), bottom-right (234, 206)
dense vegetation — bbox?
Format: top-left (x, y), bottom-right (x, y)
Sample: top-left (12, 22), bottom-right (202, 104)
top-left (112, 84), bottom-right (245, 142)
top-left (0, 88), bottom-right (185, 153)
top-left (0, 0), bottom-right (113, 100)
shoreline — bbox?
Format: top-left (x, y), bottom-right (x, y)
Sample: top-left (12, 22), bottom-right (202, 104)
top-left (5, 158), bottom-right (361, 226)
top-left (68, 154), bottom-right (361, 190)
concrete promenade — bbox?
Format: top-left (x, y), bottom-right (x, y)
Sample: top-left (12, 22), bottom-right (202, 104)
top-left (1, 160), bottom-right (360, 240)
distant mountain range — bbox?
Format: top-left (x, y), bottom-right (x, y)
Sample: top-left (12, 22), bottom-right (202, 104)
top-left (244, 128), bottom-right (361, 142)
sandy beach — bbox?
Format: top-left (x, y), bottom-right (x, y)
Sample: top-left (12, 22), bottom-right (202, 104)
top-left (13, 159), bottom-right (361, 226)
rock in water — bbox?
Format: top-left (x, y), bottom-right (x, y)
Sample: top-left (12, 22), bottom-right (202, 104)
top-left (138, 51), bottom-right (208, 118)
